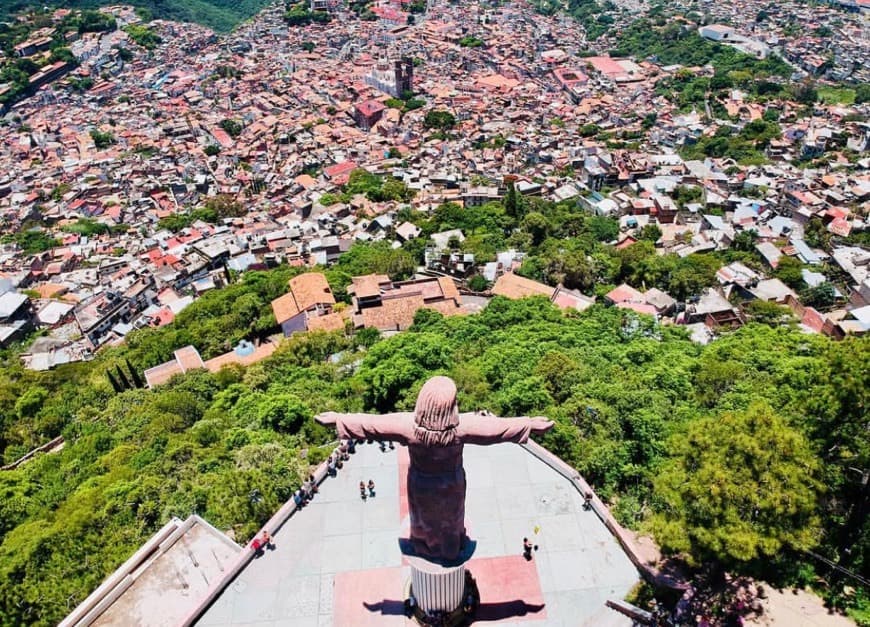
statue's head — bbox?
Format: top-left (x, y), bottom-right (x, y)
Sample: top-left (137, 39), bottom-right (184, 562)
top-left (413, 376), bottom-right (459, 446)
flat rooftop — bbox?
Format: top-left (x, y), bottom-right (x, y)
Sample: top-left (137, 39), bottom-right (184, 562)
top-left (196, 442), bottom-right (639, 626)
top-left (63, 516), bottom-right (242, 627)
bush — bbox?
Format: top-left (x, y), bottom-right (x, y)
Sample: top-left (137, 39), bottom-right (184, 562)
top-left (219, 119), bottom-right (243, 138)
top-left (90, 129), bottom-right (116, 149)
top-left (123, 25), bottom-right (161, 49)
top-left (423, 110), bottom-right (456, 131)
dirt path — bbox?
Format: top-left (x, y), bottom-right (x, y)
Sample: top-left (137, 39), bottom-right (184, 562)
top-left (750, 588), bottom-right (854, 626)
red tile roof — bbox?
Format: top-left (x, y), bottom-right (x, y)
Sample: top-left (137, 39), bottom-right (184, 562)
top-left (324, 161), bottom-right (358, 179)
top-left (355, 100), bottom-right (386, 118)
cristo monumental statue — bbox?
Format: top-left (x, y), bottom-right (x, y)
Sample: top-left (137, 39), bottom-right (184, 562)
top-left (317, 375), bottom-right (553, 622)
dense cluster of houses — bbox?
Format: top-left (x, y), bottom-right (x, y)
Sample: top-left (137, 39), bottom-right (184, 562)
top-left (0, 0), bottom-right (867, 369)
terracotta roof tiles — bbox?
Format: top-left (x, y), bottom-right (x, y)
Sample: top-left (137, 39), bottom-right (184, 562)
top-left (288, 272), bottom-right (335, 312)
top-left (361, 293), bottom-right (425, 331)
top-left (271, 272), bottom-right (335, 324)
top-left (492, 272), bottom-right (554, 300)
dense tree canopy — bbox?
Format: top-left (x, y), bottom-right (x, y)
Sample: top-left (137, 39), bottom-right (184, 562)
top-left (651, 403), bottom-right (823, 565)
top-left (0, 270), bottom-right (866, 624)
top-left (0, 1), bottom-right (272, 33)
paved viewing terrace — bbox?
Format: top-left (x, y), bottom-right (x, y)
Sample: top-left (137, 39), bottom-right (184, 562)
top-left (196, 442), bottom-right (639, 626)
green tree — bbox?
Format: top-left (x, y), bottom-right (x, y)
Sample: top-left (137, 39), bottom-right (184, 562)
top-left (641, 113), bottom-right (657, 129)
top-left (774, 256), bottom-right (805, 290)
top-left (77, 9), bottom-right (117, 33)
top-left (378, 177), bottom-right (414, 202)
top-left (731, 229), bottom-right (758, 252)
top-left (639, 224), bottom-right (662, 242)
top-left (790, 81), bottom-right (818, 105)
top-left (335, 241), bottom-right (416, 281)
top-left (5, 230), bottom-right (59, 254)
top-left (534, 351), bottom-right (580, 403)
top-left (804, 217), bottom-right (831, 250)
top-left (667, 255), bottom-right (720, 301)
top-left (522, 211), bottom-right (550, 246)
top-left (219, 118), bottom-right (243, 138)
top-left (744, 300), bottom-right (793, 326)
top-left (671, 185), bottom-right (703, 208)
top-left (423, 110), bottom-right (456, 131)
top-left (14, 386), bottom-right (48, 419)
top-left (586, 216), bottom-right (619, 242)
top-left (204, 194), bottom-right (245, 218)
top-left (90, 129), bottom-right (116, 149)
top-left (467, 275), bottom-right (489, 292)
top-left (504, 180), bottom-right (520, 218)
top-left (49, 46), bottom-right (75, 64)
top-left (62, 218), bottom-right (109, 237)
top-left (256, 394), bottom-right (310, 432)
top-left (801, 282), bottom-right (836, 309)
top-left (740, 118), bottom-right (781, 148)
top-left (123, 24), bottom-right (161, 49)
top-left (458, 36), bottom-right (484, 48)
top-left (762, 108), bottom-right (780, 122)
top-left (651, 403), bottom-right (822, 565)
top-left (158, 213), bottom-right (194, 232)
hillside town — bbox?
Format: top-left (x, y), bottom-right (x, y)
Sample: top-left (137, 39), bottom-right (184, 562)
top-left (0, 0), bottom-right (868, 369)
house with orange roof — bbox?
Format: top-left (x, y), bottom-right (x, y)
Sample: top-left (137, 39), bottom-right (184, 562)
top-left (270, 272), bottom-right (338, 336)
top-left (348, 274), bottom-right (463, 331)
top-left (144, 339), bottom-right (280, 388)
top-left (492, 272), bottom-right (595, 312)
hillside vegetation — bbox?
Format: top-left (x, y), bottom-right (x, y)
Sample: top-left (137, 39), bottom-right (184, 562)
top-left (0, 0), bottom-right (271, 33)
top-left (0, 268), bottom-right (867, 624)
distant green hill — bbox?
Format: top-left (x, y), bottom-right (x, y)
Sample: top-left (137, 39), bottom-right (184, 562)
top-left (0, 0), bottom-right (273, 33)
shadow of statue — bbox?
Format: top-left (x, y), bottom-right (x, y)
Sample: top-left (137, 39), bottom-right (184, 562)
top-left (362, 599), bottom-right (408, 616)
top-left (473, 600), bottom-right (546, 622)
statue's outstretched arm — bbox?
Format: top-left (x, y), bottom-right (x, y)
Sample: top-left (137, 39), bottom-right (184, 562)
top-left (316, 411), bottom-right (414, 444)
top-left (457, 412), bottom-right (554, 445)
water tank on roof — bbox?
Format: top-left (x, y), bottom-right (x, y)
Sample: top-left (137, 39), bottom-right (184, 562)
top-left (234, 340), bottom-right (255, 357)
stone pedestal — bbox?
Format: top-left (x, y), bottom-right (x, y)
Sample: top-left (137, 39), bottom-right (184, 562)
top-left (399, 517), bottom-right (476, 617)
top-left (409, 559), bottom-right (466, 613)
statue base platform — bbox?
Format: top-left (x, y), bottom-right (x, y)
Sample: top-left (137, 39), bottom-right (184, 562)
top-left (399, 518), bottom-right (476, 618)
top-left (404, 566), bottom-right (480, 626)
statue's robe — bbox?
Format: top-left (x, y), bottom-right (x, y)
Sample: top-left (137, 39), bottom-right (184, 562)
top-left (333, 412), bottom-right (539, 561)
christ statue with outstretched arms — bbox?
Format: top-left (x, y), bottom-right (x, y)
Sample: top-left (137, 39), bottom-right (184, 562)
top-left (316, 375), bottom-right (553, 563)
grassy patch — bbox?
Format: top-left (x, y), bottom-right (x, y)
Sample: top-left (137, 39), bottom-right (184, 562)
top-left (818, 86), bottom-right (856, 105)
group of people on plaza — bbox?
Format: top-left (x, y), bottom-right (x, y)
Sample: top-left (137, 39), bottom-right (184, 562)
top-left (327, 438), bottom-right (355, 475)
top-left (250, 530), bottom-right (273, 555)
top-left (252, 435), bottom-right (545, 572)
top-left (360, 479), bottom-right (376, 500)
top-left (252, 437), bottom-right (396, 555)
top-left (254, 437), bottom-right (363, 556)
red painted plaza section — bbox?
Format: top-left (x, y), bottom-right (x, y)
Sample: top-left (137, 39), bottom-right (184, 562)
top-left (333, 555), bottom-right (546, 625)
top-left (334, 566), bottom-right (411, 626)
top-left (469, 555), bottom-right (547, 623)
